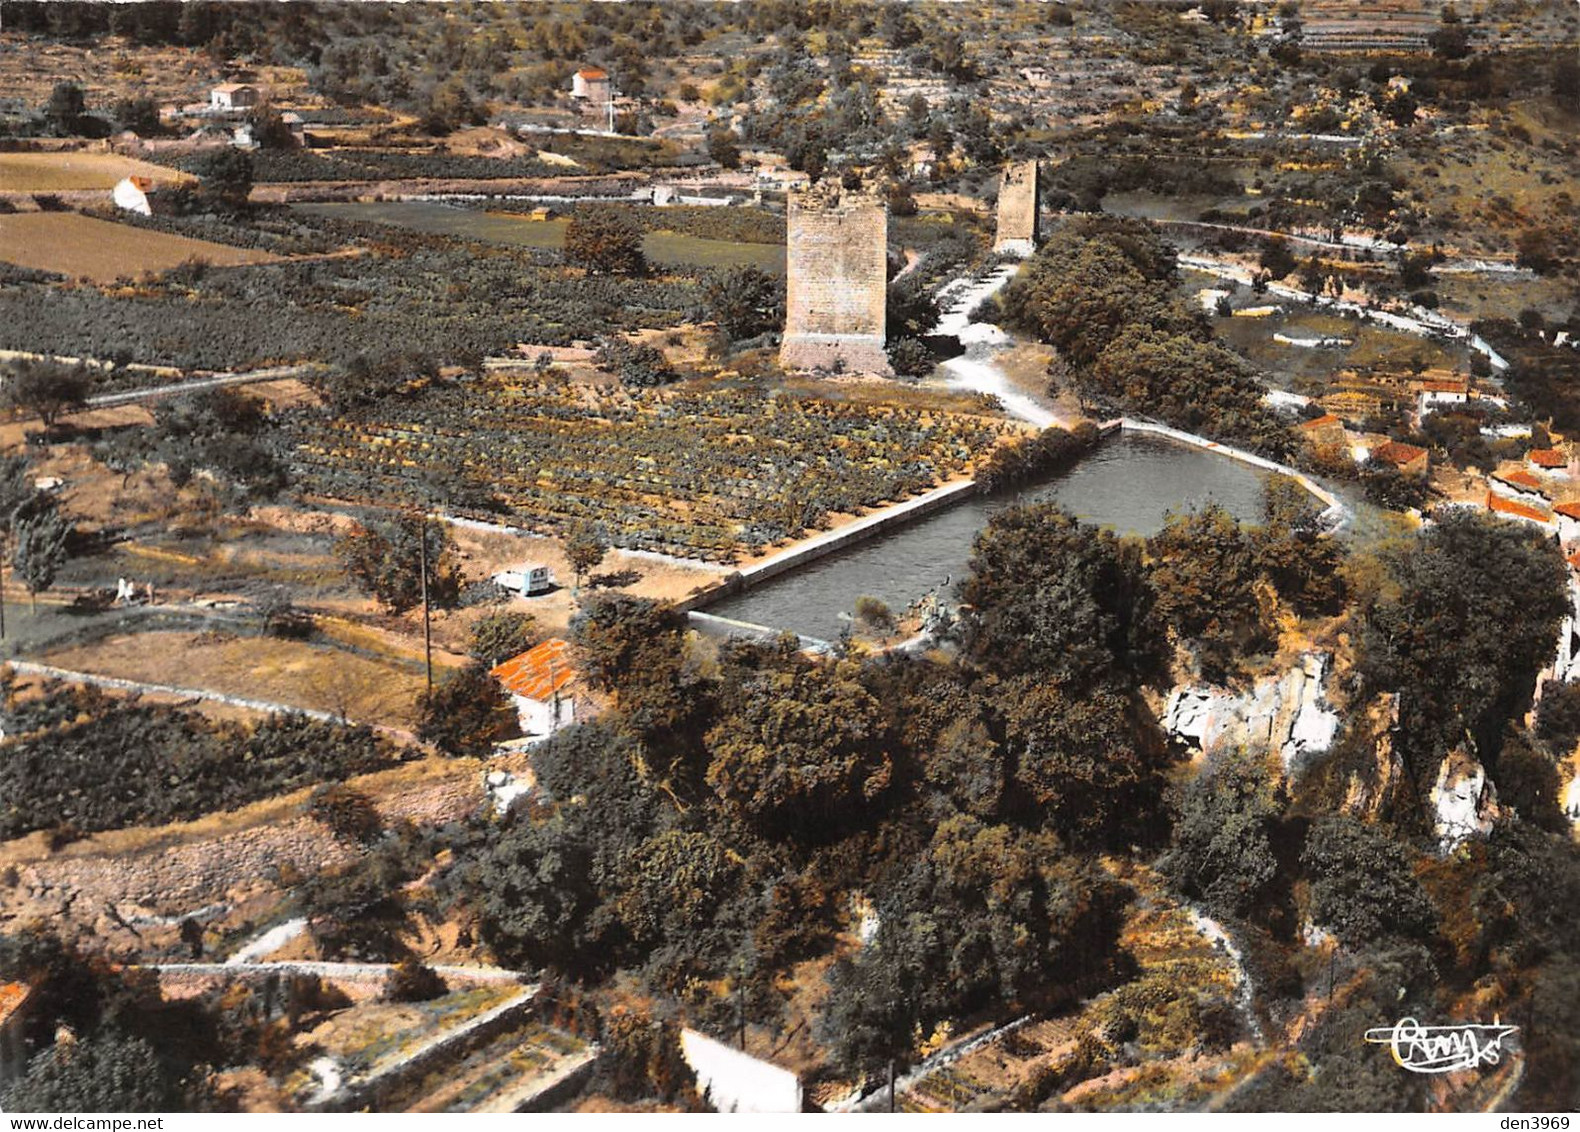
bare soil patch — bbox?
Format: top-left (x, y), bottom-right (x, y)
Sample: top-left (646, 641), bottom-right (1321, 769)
top-left (0, 150), bottom-right (192, 192)
top-left (0, 211), bottom-right (281, 282)
top-left (40, 628), bottom-right (430, 728)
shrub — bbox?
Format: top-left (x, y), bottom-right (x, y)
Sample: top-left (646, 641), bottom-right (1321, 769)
top-left (385, 959), bottom-right (447, 1002)
top-left (307, 784), bottom-right (383, 844)
top-left (594, 338), bottom-right (675, 388)
top-left (564, 206), bottom-right (646, 275)
top-left (468, 611), bottom-right (538, 668)
top-left (886, 336), bottom-right (933, 378)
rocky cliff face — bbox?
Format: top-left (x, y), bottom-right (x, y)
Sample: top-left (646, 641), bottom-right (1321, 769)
top-left (1339, 692), bottom-right (1407, 821)
top-left (1163, 653), bottom-right (1341, 772)
top-left (1430, 747), bottom-right (1502, 852)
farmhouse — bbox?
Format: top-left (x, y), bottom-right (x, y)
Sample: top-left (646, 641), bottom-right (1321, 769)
top-left (1413, 376), bottom-right (1470, 421)
top-left (112, 175), bottom-right (155, 217)
top-left (490, 637), bottom-right (583, 739)
top-left (571, 67), bottom-right (611, 105)
top-left (210, 82), bottom-right (260, 113)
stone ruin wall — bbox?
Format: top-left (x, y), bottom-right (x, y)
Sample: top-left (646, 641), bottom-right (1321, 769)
top-left (993, 160), bottom-right (1040, 255)
top-left (781, 184), bottom-right (891, 376)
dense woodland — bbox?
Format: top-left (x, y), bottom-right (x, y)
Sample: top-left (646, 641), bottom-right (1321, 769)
top-left (997, 217), bottom-right (1294, 457)
top-left (462, 499), bottom-right (1578, 1109)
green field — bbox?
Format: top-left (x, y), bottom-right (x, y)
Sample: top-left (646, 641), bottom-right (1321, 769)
top-left (1181, 269), bottom-right (1468, 393)
top-left (298, 200), bottom-right (786, 273)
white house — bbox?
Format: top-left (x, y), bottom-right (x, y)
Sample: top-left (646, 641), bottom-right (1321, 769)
top-left (1557, 503), bottom-right (1580, 546)
top-left (489, 637), bottom-right (581, 738)
top-left (1550, 550), bottom-right (1580, 682)
top-left (210, 82), bottom-right (260, 113)
top-left (1414, 377), bottom-right (1470, 420)
top-left (111, 175), bottom-right (154, 216)
top-left (571, 67), bottom-right (611, 104)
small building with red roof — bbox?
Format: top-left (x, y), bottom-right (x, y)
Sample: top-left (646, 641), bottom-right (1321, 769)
top-left (571, 66), bottom-right (612, 104)
top-left (1367, 440), bottom-right (1429, 478)
top-left (1492, 466), bottom-right (1554, 505)
top-left (489, 638), bottom-right (583, 739)
top-left (1529, 447), bottom-right (1570, 477)
top-left (1297, 413), bottom-right (1347, 449)
top-left (1487, 491), bottom-right (1555, 529)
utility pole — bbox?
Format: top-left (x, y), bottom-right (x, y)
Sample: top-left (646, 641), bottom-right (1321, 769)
top-left (736, 974), bottom-right (746, 1051)
top-left (607, 74), bottom-right (615, 135)
top-left (418, 515), bottom-right (433, 692)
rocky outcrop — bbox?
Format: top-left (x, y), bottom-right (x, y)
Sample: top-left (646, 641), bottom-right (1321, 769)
top-left (1431, 747), bottom-right (1502, 853)
top-left (1340, 693), bottom-right (1406, 821)
top-left (1163, 653), bottom-right (1340, 771)
top-left (484, 770), bottom-right (532, 817)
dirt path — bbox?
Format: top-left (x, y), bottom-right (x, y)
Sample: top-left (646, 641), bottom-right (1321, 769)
top-left (86, 364), bottom-right (322, 408)
top-left (933, 264), bottom-right (1076, 429)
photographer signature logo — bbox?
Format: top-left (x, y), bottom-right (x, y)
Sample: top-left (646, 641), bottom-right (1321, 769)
top-left (1364, 1017), bottom-right (1518, 1074)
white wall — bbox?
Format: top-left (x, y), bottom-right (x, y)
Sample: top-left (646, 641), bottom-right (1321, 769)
top-left (511, 693), bottom-right (574, 737)
top-left (680, 1028), bottom-right (801, 1114)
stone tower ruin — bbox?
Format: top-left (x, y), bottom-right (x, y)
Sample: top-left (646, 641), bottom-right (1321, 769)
top-left (993, 160), bottom-right (1040, 257)
top-left (780, 182), bottom-right (892, 376)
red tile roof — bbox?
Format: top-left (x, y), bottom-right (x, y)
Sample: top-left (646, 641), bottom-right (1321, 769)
top-left (1555, 502), bottom-right (1580, 520)
top-left (576, 67), bottom-right (609, 80)
top-left (490, 638), bottom-right (577, 702)
top-left (1567, 549), bottom-right (1580, 570)
top-left (1371, 440), bottom-right (1426, 467)
top-left (1418, 379), bottom-right (1469, 395)
top-left (0, 982), bottom-right (30, 1029)
top-left (1299, 414), bottom-right (1343, 430)
top-left (1529, 448), bottom-right (1567, 468)
top-left (1487, 492), bottom-right (1553, 524)
top-left (1495, 468), bottom-right (1549, 494)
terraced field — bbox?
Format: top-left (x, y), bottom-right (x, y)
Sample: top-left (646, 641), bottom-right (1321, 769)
top-left (0, 211), bottom-right (281, 282)
top-left (0, 150), bottom-right (192, 192)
